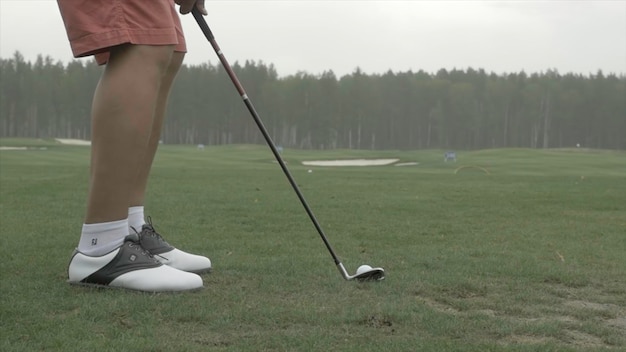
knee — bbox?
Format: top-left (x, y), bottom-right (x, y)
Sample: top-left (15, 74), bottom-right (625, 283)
top-left (109, 44), bottom-right (176, 75)
top-left (165, 52), bottom-right (185, 78)
top-left (144, 45), bottom-right (177, 74)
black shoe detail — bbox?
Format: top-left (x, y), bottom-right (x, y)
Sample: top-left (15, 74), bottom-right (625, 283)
top-left (81, 234), bottom-right (161, 286)
top-left (136, 217), bottom-right (175, 255)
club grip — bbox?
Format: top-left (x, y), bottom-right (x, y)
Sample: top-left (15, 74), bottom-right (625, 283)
top-left (191, 7), bottom-right (214, 41)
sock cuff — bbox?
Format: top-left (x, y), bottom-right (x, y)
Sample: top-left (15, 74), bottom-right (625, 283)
top-left (128, 206), bottom-right (146, 235)
top-left (128, 206), bottom-right (144, 216)
top-left (82, 219), bottom-right (128, 235)
top-left (79, 218), bottom-right (128, 256)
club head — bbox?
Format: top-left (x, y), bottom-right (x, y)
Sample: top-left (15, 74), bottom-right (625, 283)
top-left (353, 267), bottom-right (385, 281)
top-left (337, 263), bottom-right (385, 281)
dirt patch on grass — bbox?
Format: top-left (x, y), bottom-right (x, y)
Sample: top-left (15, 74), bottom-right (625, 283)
top-left (362, 315), bottom-right (393, 329)
top-left (506, 335), bottom-right (553, 345)
top-left (564, 300), bottom-right (620, 312)
top-left (562, 329), bottom-right (606, 348)
top-left (512, 315), bottom-right (578, 324)
top-left (416, 291), bottom-right (625, 349)
top-left (506, 330), bottom-right (606, 348)
top-left (607, 317), bottom-right (626, 330)
top-left (415, 296), bottom-right (461, 315)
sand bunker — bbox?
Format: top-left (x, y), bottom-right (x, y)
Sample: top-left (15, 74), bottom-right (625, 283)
top-left (302, 159), bottom-right (399, 167)
top-left (56, 138), bottom-right (91, 146)
top-left (0, 146), bottom-right (28, 150)
top-left (0, 138), bottom-right (89, 150)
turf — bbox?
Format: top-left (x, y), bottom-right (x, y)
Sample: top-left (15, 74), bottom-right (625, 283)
top-left (1, 140), bottom-right (625, 351)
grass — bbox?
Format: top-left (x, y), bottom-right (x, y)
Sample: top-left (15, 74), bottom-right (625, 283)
top-left (1, 139), bottom-right (625, 351)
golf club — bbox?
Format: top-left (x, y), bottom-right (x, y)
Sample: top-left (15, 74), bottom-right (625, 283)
top-left (191, 8), bottom-right (384, 281)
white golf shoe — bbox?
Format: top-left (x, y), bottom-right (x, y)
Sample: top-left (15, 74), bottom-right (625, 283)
top-left (136, 217), bottom-right (212, 274)
top-left (68, 234), bottom-right (203, 292)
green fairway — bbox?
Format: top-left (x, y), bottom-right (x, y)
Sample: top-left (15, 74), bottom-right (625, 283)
top-left (1, 141), bottom-right (625, 351)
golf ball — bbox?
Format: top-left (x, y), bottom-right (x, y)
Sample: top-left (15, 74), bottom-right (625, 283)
top-left (356, 265), bottom-right (372, 275)
top-left (307, 169), bottom-right (313, 173)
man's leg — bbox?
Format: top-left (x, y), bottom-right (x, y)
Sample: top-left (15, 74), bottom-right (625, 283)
top-left (124, 51), bottom-right (212, 274)
top-left (69, 45), bottom-right (203, 292)
top-left (128, 51), bottom-right (184, 208)
top-left (86, 44), bottom-right (175, 224)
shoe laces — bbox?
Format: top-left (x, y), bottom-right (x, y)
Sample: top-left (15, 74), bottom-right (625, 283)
top-left (125, 233), bottom-right (155, 259)
top-left (142, 216), bottom-right (167, 242)
top-left (131, 217), bottom-right (170, 260)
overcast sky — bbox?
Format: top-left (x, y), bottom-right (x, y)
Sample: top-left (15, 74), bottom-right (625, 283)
top-left (1, 0), bottom-right (625, 77)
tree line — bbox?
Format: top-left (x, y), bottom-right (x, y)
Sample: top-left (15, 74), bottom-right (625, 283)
top-left (1, 51), bottom-right (624, 150)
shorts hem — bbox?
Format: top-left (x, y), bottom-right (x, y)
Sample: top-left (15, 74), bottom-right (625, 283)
top-left (71, 28), bottom-right (182, 58)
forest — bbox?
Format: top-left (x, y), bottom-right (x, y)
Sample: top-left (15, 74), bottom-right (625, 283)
top-left (1, 51), bottom-right (624, 150)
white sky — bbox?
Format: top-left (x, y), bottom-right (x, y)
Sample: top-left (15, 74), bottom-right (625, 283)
top-left (1, 0), bottom-right (625, 77)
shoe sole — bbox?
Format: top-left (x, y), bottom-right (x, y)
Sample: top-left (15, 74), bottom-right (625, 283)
top-left (68, 280), bottom-right (205, 294)
top-left (186, 267), bottom-right (212, 275)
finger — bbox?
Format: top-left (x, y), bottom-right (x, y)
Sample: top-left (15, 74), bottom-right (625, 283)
top-left (179, 0), bottom-right (194, 14)
top-left (196, 0), bottom-right (207, 15)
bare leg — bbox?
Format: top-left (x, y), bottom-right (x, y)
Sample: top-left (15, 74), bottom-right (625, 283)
top-left (119, 51), bottom-right (212, 274)
top-left (85, 44), bottom-right (175, 224)
top-left (129, 52), bottom-right (185, 207)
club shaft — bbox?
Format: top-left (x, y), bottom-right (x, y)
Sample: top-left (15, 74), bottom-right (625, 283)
top-left (192, 9), bottom-right (342, 265)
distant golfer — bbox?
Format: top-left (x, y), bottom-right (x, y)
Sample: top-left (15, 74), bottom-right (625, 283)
top-left (57, 0), bottom-right (212, 292)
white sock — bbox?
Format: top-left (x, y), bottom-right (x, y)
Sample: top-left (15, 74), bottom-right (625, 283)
top-left (128, 206), bottom-right (146, 234)
top-left (78, 219), bottom-right (128, 256)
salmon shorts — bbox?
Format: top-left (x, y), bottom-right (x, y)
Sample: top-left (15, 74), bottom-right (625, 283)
top-left (57, 0), bottom-right (186, 65)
